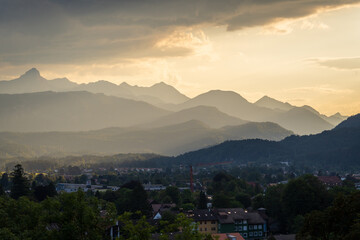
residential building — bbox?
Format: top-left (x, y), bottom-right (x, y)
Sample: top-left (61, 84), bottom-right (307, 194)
top-left (213, 208), bottom-right (267, 240)
top-left (143, 183), bottom-right (166, 191)
top-left (189, 209), bottom-right (219, 234)
top-left (152, 203), bottom-right (177, 219)
top-left (56, 183), bottom-right (119, 193)
top-left (317, 176), bottom-right (342, 187)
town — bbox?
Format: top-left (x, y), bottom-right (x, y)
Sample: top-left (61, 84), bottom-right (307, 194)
top-left (1, 162), bottom-right (359, 240)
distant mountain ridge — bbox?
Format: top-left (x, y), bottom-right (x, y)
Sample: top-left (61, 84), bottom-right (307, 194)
top-left (139, 105), bottom-right (248, 129)
top-left (0, 68), bottom-right (189, 105)
top-left (0, 68), bottom-right (348, 135)
top-left (176, 90), bottom-right (336, 135)
top-left (0, 120), bottom-right (293, 158)
top-left (133, 113), bottom-right (360, 170)
top-left (255, 95), bottom-right (293, 111)
top-left (0, 91), bottom-right (169, 132)
top-left (255, 95), bottom-right (347, 126)
top-left (0, 68), bottom-right (77, 93)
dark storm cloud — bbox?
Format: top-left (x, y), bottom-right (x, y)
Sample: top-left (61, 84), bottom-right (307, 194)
top-left (0, 0), bottom-right (359, 65)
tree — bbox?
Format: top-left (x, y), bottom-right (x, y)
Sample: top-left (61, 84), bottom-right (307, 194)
top-left (118, 212), bottom-right (154, 240)
top-left (121, 181), bottom-right (151, 216)
top-left (165, 186), bottom-right (181, 205)
top-left (33, 182), bottom-right (57, 201)
top-left (10, 164), bottom-right (29, 199)
top-left (174, 213), bottom-right (202, 240)
top-left (235, 193), bottom-right (251, 208)
top-left (198, 191), bottom-right (207, 209)
top-left (213, 193), bottom-right (241, 208)
top-left (297, 191), bottom-right (360, 240)
top-left (282, 175), bottom-right (330, 219)
top-left (0, 184), bottom-right (5, 196)
top-left (1, 173), bottom-right (9, 190)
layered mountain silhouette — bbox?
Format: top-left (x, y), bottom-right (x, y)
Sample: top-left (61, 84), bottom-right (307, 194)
top-left (255, 95), bottom-right (347, 126)
top-left (166, 114), bottom-right (360, 170)
top-left (0, 91), bottom-right (169, 132)
top-left (0, 68), bottom-right (77, 93)
top-left (176, 90), bottom-right (336, 134)
top-left (0, 68), bottom-right (189, 105)
top-left (0, 120), bottom-right (292, 158)
top-left (0, 68), bottom-right (347, 135)
top-left (255, 95), bottom-right (293, 111)
top-left (139, 105), bottom-right (247, 129)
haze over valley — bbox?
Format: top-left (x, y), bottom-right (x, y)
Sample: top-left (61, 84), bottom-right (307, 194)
top-left (0, 68), bottom-right (350, 158)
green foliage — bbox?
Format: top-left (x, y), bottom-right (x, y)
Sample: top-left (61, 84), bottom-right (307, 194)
top-left (99, 181), bottom-right (152, 216)
top-left (198, 191), bottom-right (207, 209)
top-left (174, 213), bottom-right (202, 240)
top-left (181, 189), bottom-right (194, 204)
top-left (165, 186), bottom-right (181, 205)
top-left (297, 191), bottom-right (360, 240)
top-left (213, 193), bottom-right (242, 208)
top-left (209, 172), bottom-right (255, 208)
top-left (181, 203), bottom-right (195, 211)
top-left (118, 212), bottom-right (154, 240)
top-left (251, 194), bottom-right (264, 209)
top-left (235, 192), bottom-right (251, 208)
top-left (282, 175), bottom-right (330, 219)
top-left (10, 164), bottom-right (29, 199)
top-left (1, 173), bottom-right (9, 190)
top-left (0, 184), bottom-right (4, 196)
top-left (0, 191), bottom-right (116, 240)
top-left (33, 182), bottom-right (57, 201)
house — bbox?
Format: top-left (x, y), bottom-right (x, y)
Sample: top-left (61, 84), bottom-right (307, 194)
top-left (317, 176), bottom-right (342, 187)
top-left (213, 208), bottom-right (267, 240)
top-left (143, 183), bottom-right (166, 191)
top-left (212, 233), bottom-right (245, 240)
top-left (56, 183), bottom-right (120, 193)
top-left (151, 203), bottom-right (177, 219)
top-left (189, 209), bottom-right (219, 234)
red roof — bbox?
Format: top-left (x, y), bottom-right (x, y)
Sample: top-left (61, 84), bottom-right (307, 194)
top-left (317, 176), bottom-right (342, 185)
top-left (212, 233), bottom-right (245, 240)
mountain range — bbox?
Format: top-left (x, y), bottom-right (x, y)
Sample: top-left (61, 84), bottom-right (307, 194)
top-left (0, 68), bottom-right (189, 105)
top-left (0, 68), bottom-right (352, 159)
top-left (0, 91), bottom-right (169, 132)
top-left (125, 113), bottom-right (360, 171)
top-left (0, 120), bottom-right (292, 158)
top-left (0, 68), bottom-right (347, 134)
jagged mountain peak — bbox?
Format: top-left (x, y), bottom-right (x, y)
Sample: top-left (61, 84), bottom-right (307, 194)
top-left (255, 95), bottom-right (293, 111)
top-left (119, 82), bottom-right (131, 87)
top-left (20, 68), bottom-right (42, 79)
top-left (151, 81), bottom-right (168, 87)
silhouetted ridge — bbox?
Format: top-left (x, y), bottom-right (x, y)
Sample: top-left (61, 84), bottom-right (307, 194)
top-left (335, 114), bottom-right (360, 129)
top-left (166, 113), bottom-right (360, 170)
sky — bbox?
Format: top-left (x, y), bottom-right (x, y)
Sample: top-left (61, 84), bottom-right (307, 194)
top-left (0, 0), bottom-right (360, 115)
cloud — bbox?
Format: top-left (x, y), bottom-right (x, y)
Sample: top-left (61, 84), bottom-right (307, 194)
top-left (0, 0), bottom-right (359, 65)
top-left (310, 57), bottom-right (360, 70)
top-left (287, 86), bottom-right (353, 95)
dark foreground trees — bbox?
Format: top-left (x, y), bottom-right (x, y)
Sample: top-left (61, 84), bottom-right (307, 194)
top-left (297, 191), bottom-right (360, 240)
top-left (0, 191), bottom-right (116, 240)
top-left (10, 164), bottom-right (29, 199)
